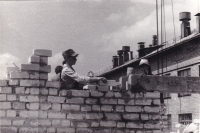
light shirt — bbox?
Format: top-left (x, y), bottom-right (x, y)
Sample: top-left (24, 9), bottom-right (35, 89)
top-left (61, 63), bottom-right (90, 89)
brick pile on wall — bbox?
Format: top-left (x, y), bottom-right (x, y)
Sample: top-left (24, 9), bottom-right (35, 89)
top-left (0, 49), bottom-right (162, 133)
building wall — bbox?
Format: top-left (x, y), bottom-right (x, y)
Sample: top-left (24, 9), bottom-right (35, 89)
top-left (0, 49), bottom-right (162, 133)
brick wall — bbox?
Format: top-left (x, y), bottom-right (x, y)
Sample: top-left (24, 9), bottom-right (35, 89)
top-left (0, 49), bottom-right (162, 133)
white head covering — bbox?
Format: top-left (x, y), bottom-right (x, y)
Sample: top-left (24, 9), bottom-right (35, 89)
top-left (139, 58), bottom-right (149, 66)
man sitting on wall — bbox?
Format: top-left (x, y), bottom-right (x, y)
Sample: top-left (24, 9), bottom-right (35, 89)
top-left (61, 49), bottom-right (107, 89)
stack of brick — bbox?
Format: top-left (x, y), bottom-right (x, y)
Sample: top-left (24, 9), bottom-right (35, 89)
top-left (0, 49), bottom-right (161, 133)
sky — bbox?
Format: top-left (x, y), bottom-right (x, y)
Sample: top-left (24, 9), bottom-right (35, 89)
top-left (0, 0), bottom-right (199, 79)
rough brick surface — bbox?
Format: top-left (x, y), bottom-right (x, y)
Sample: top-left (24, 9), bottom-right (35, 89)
top-left (0, 102), bottom-right (11, 109)
top-left (40, 57), bottom-right (48, 65)
top-left (20, 80), bottom-right (45, 87)
top-left (46, 81), bottom-right (60, 88)
top-left (29, 72), bottom-right (40, 79)
top-left (0, 87), bottom-right (12, 94)
top-left (33, 49), bottom-right (52, 57)
top-left (8, 79), bottom-right (19, 85)
top-left (40, 73), bottom-right (48, 80)
top-left (71, 90), bottom-right (89, 97)
top-left (28, 55), bottom-right (40, 64)
top-left (10, 71), bottom-right (29, 79)
top-left (0, 80), bottom-right (7, 86)
top-left (0, 94), bottom-right (6, 101)
top-left (21, 64), bottom-right (39, 71)
top-left (40, 65), bottom-right (51, 73)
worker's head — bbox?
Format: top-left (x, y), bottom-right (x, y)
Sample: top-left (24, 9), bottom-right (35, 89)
top-left (62, 49), bottom-right (78, 66)
top-left (55, 66), bottom-right (63, 74)
top-left (139, 59), bottom-right (152, 75)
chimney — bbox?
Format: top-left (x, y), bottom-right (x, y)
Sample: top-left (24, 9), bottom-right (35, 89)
top-left (112, 56), bottom-right (118, 68)
top-left (152, 35), bottom-right (157, 46)
top-left (138, 42), bottom-right (145, 50)
top-left (130, 51), bottom-right (133, 60)
top-left (122, 46), bottom-right (130, 63)
top-left (195, 13), bottom-right (200, 33)
top-left (117, 50), bottom-right (123, 65)
top-left (179, 12), bottom-right (191, 38)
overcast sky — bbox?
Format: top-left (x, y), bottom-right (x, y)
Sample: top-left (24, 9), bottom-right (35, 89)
top-left (0, 0), bottom-right (199, 79)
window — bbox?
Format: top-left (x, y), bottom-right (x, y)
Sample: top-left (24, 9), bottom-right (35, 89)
top-left (179, 113), bottom-right (192, 125)
top-left (178, 68), bottom-right (191, 77)
top-left (178, 68), bottom-right (191, 97)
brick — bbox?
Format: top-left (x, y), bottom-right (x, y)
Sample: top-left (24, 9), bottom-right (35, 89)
top-left (144, 106), bottom-right (160, 113)
top-left (94, 129), bottom-right (112, 133)
top-left (123, 114), bottom-right (139, 120)
top-left (48, 112), bottom-right (66, 119)
top-left (85, 98), bottom-right (97, 104)
top-left (135, 99), bottom-right (152, 105)
top-left (7, 110), bottom-right (16, 117)
top-left (40, 88), bottom-right (48, 95)
top-left (62, 120), bottom-right (70, 126)
top-left (71, 90), bottom-right (89, 97)
top-left (33, 49), bottom-right (52, 57)
top-left (52, 120), bottom-right (61, 126)
top-left (92, 105), bottom-right (100, 111)
top-left (10, 71), bottom-right (29, 79)
top-left (40, 65), bottom-right (51, 73)
top-left (152, 99), bottom-right (160, 105)
top-left (144, 122), bottom-right (160, 129)
top-left (40, 96), bottom-right (48, 102)
top-left (0, 94), bottom-right (6, 101)
top-left (77, 122), bottom-right (89, 127)
top-left (0, 87), bottom-right (12, 94)
top-left (7, 67), bottom-right (19, 73)
top-left (126, 122), bottom-right (143, 129)
top-left (67, 113), bottom-right (85, 120)
top-left (114, 92), bottom-right (122, 98)
top-left (13, 120), bottom-right (25, 125)
top-left (29, 87), bottom-right (39, 94)
top-left (26, 103), bottom-right (39, 110)
top-left (29, 72), bottom-right (39, 79)
top-left (19, 128), bottom-right (40, 133)
top-left (116, 130), bottom-right (126, 133)
top-left (83, 85), bottom-right (97, 90)
top-left (141, 114), bottom-right (149, 120)
top-left (59, 90), bottom-right (67, 96)
top-left (117, 122), bottom-right (125, 128)
top-left (99, 80), bottom-right (119, 86)
top-left (39, 111), bottom-right (47, 118)
top-left (38, 120), bottom-right (51, 126)
top-left (1, 127), bottom-right (17, 133)
top-left (86, 113), bottom-right (103, 120)
top-left (81, 105), bottom-right (91, 111)
top-left (40, 57), bottom-right (48, 64)
top-left (100, 98), bottom-right (117, 105)
top-left (15, 87), bottom-right (25, 94)
top-left (105, 113), bottom-right (121, 120)
top-left (46, 81), bottom-right (60, 88)
top-left (0, 80), bottom-right (8, 86)
top-left (100, 121), bottom-right (116, 127)
top-left (48, 96), bottom-right (65, 103)
top-left (49, 88), bottom-right (58, 95)
top-left (40, 103), bottom-right (51, 110)
top-left (116, 106), bottom-right (124, 112)
top-left (97, 86), bottom-right (110, 91)
top-left (149, 114), bottom-right (160, 120)
top-left (20, 96), bottom-right (39, 102)
top-left (91, 91), bottom-right (104, 97)
top-left (145, 92), bottom-right (160, 98)
top-left (13, 102), bottom-right (25, 109)
top-left (6, 95), bottom-right (16, 102)
top-left (0, 102), bottom-right (11, 109)
top-left (8, 80), bottom-right (19, 85)
top-left (101, 105), bottom-right (113, 112)
top-left (52, 103), bottom-right (61, 111)
top-left (62, 104), bottom-right (80, 111)
top-left (66, 98), bottom-right (84, 104)
top-left (91, 121), bottom-right (99, 127)
top-left (0, 110), bottom-right (6, 117)
top-left (40, 73), bottom-right (48, 80)
top-left (76, 128), bottom-right (93, 133)
top-left (20, 79), bottom-right (45, 87)
top-left (125, 106), bottom-right (141, 112)
top-left (57, 128), bottom-right (75, 133)
top-left (21, 64), bottom-right (39, 71)
top-left (28, 55), bottom-right (40, 63)
top-left (105, 91), bottom-right (114, 97)
top-left (19, 111), bottom-right (38, 118)
top-left (47, 128), bottom-right (56, 133)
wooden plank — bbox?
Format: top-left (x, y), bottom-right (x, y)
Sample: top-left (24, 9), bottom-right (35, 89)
top-left (128, 75), bottom-right (200, 93)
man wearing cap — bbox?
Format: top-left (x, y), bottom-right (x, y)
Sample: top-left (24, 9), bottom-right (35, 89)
top-left (139, 58), bottom-right (152, 75)
top-left (61, 49), bottom-right (107, 89)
